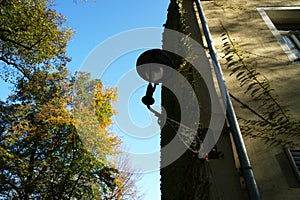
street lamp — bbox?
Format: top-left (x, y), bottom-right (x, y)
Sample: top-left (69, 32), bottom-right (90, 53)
top-left (136, 48), bottom-right (173, 84)
top-left (135, 48), bottom-right (223, 158)
top-left (136, 48), bottom-right (173, 108)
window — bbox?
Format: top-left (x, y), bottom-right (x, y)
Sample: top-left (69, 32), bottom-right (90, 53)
top-left (285, 149), bottom-right (300, 184)
top-left (258, 7), bottom-right (300, 62)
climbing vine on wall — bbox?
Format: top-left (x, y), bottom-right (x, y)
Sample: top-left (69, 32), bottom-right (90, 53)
top-left (221, 23), bottom-right (300, 147)
top-left (161, 0), bottom-right (210, 199)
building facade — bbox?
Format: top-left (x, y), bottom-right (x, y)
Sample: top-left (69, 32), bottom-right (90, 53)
top-left (201, 0), bottom-right (300, 199)
top-left (161, 0), bottom-right (300, 199)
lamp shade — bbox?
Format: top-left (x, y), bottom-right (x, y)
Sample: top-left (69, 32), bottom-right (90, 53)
top-left (136, 49), bottom-right (173, 83)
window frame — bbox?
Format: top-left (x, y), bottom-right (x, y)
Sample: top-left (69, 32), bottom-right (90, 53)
top-left (257, 7), bottom-right (300, 62)
top-left (285, 148), bottom-right (300, 184)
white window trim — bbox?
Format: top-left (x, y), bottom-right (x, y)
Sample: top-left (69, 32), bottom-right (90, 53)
top-left (257, 7), bottom-right (300, 62)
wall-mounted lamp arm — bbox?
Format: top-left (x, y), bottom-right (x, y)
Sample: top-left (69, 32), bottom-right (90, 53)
top-left (141, 83), bottom-right (158, 106)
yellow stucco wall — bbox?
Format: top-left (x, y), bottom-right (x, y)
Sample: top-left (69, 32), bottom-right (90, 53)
top-left (201, 0), bottom-right (300, 199)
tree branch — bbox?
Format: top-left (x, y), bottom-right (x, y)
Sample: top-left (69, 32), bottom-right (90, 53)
top-left (68, 171), bottom-right (83, 200)
top-left (29, 34), bottom-right (48, 50)
top-left (0, 35), bottom-right (33, 51)
top-left (0, 56), bottom-right (31, 80)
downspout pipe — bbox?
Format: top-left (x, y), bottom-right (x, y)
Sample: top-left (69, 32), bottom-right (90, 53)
top-left (194, 1), bottom-right (261, 199)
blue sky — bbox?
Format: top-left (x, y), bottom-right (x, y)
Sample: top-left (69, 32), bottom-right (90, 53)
top-left (54, 1), bottom-right (170, 199)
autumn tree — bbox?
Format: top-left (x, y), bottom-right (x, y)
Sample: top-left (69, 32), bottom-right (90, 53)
top-left (0, 1), bottom-right (141, 199)
top-left (103, 150), bottom-right (143, 200)
top-left (0, 0), bottom-right (72, 81)
top-left (0, 68), bottom-right (121, 199)
top-left (72, 72), bottom-right (119, 161)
